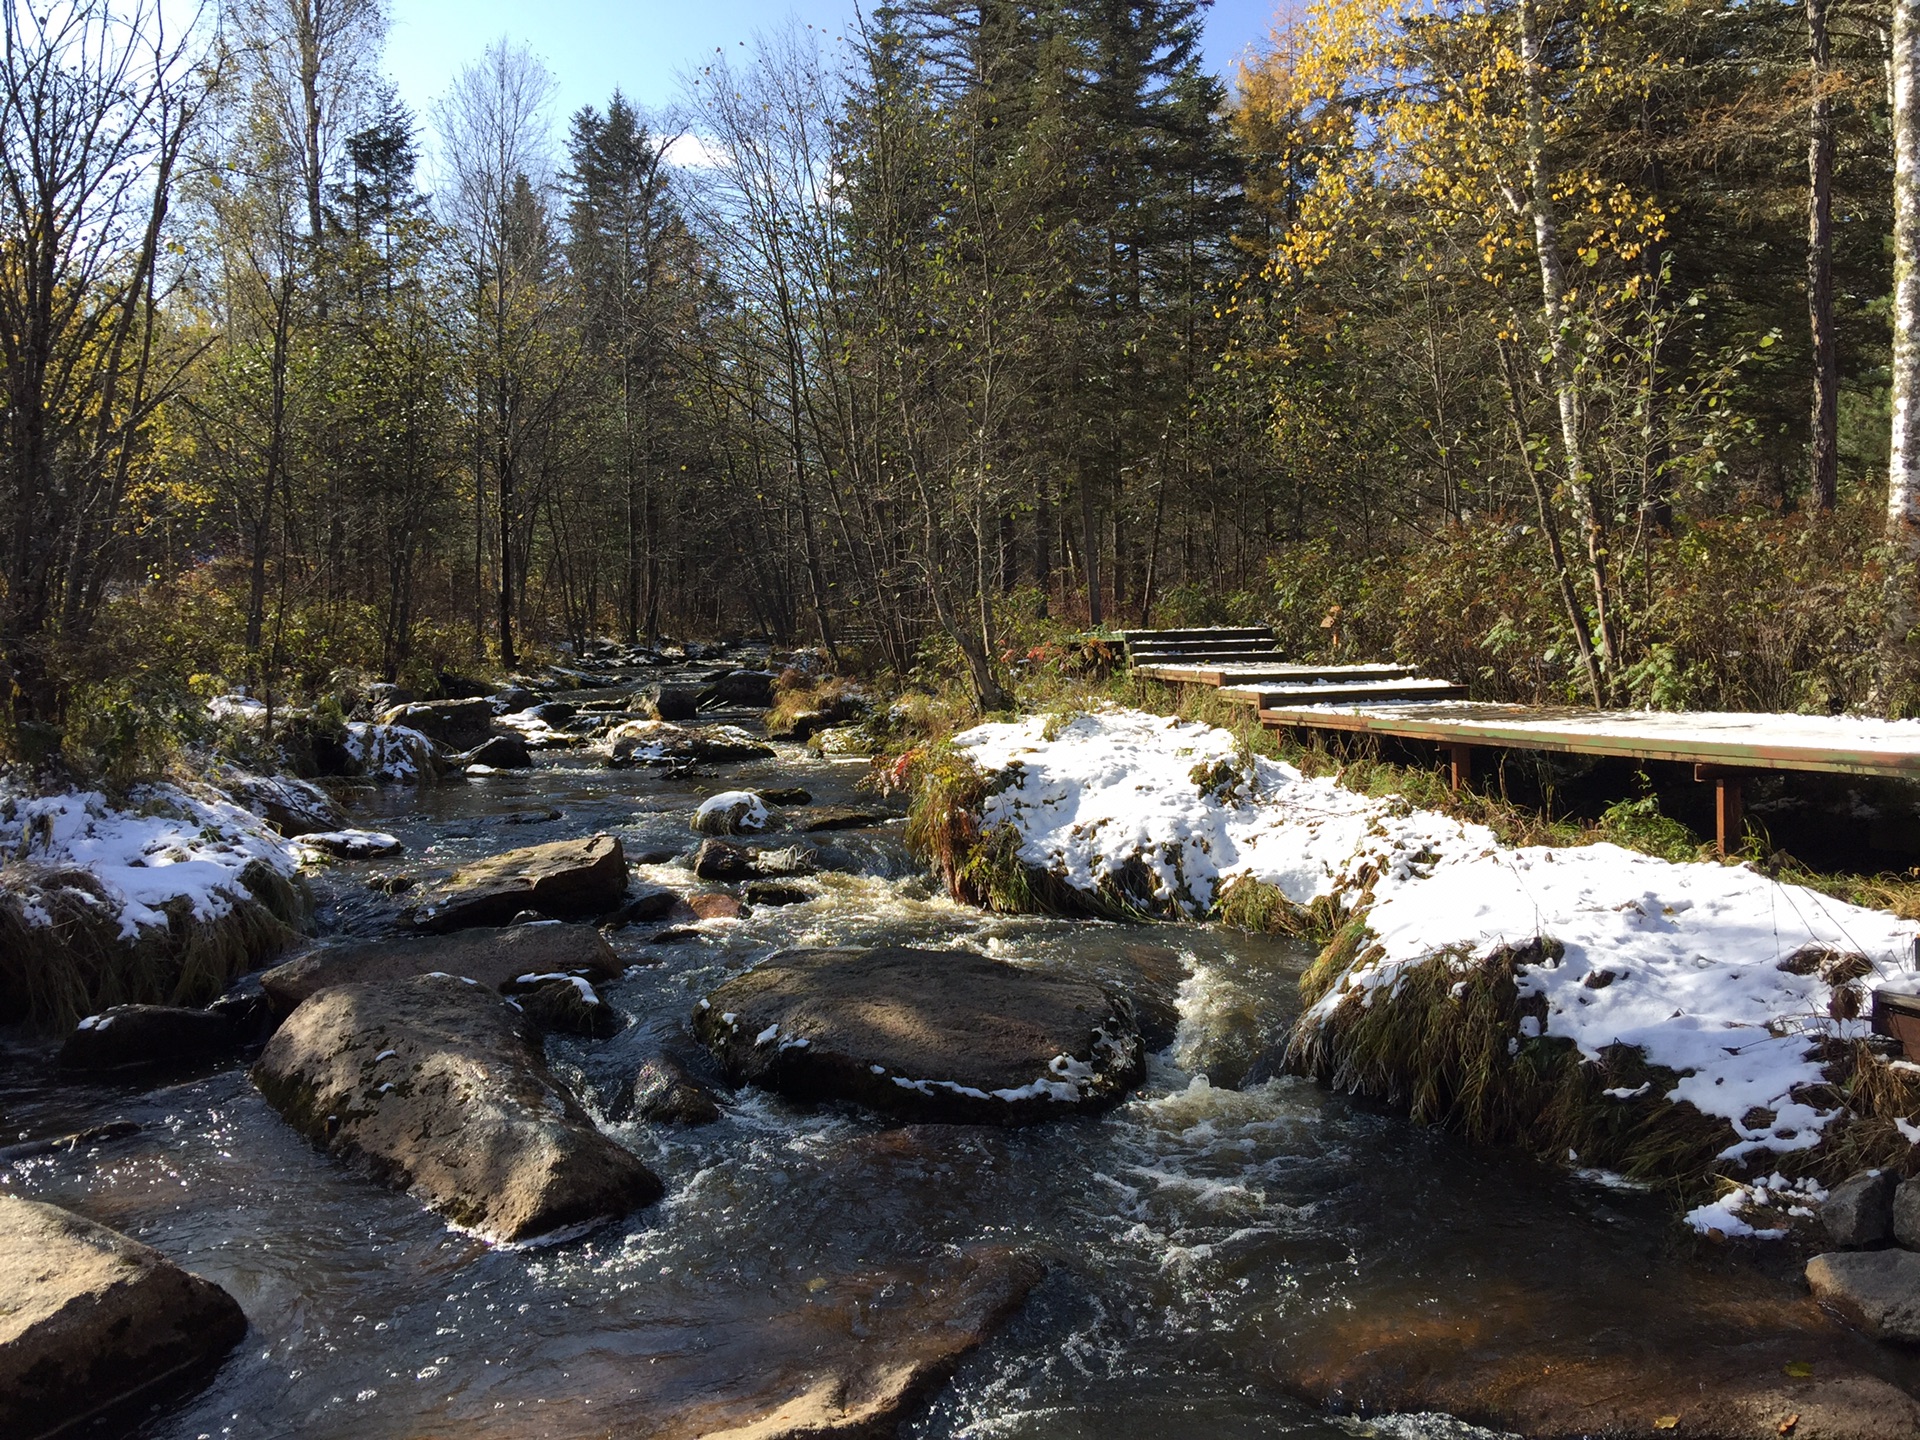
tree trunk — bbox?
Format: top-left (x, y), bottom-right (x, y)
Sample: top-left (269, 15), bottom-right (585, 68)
top-left (1810, 0), bottom-right (1839, 511)
top-left (1881, 0), bottom-right (1920, 709)
top-left (1518, 0), bottom-right (1617, 696)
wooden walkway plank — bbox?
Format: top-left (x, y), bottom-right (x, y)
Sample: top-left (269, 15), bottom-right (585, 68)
top-left (1251, 701), bottom-right (1920, 781)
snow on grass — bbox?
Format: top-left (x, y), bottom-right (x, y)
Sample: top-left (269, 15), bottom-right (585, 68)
top-left (0, 783), bottom-right (301, 939)
top-left (953, 708), bottom-right (1920, 1165)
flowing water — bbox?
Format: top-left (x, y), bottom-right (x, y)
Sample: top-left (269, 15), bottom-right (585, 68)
top-left (3, 671), bottom-right (1914, 1439)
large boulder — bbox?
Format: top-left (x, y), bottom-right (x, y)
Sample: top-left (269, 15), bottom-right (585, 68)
top-left (1895, 1176), bottom-right (1920, 1250)
top-left (379, 698), bottom-right (495, 750)
top-left (710, 669), bottom-right (776, 708)
top-left (692, 791), bottom-right (772, 836)
top-left (413, 834), bottom-right (628, 931)
top-left (606, 721), bottom-right (775, 767)
top-left (1808, 1250), bottom-right (1920, 1342)
top-left (253, 973), bottom-right (660, 1242)
top-left (57, 1005), bottom-right (242, 1071)
top-left (225, 773), bottom-right (345, 837)
top-left (261, 922), bottom-right (621, 1013)
top-left (634, 683), bottom-right (710, 722)
top-left (693, 946), bottom-right (1144, 1125)
top-left (461, 734), bottom-right (533, 770)
top-left (0, 1195), bottom-right (247, 1440)
top-left (1824, 1170), bottom-right (1899, 1248)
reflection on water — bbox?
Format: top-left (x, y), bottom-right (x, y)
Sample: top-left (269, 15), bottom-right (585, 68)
top-left (2, 690), bottom-right (1912, 1439)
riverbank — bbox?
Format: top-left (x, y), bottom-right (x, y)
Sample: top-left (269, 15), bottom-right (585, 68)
top-left (903, 705), bottom-right (1920, 1217)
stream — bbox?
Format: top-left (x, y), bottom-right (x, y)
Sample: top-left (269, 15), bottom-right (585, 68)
top-left (3, 662), bottom-right (1914, 1439)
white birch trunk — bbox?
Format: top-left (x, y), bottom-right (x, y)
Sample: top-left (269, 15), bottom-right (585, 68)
top-left (1518, 0), bottom-right (1618, 691)
top-left (1884, 0), bottom-right (1920, 710)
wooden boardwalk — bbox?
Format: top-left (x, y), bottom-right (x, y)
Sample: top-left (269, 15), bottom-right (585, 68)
top-left (1123, 627), bottom-right (1920, 853)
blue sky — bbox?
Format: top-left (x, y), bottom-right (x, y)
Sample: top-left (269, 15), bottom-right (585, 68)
top-left (383, 0), bottom-right (1286, 129)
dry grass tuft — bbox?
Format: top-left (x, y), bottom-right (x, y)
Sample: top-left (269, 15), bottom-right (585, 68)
top-left (0, 861), bottom-right (309, 1033)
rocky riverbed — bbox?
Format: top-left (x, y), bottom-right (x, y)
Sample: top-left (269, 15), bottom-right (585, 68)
top-left (6, 647), bottom-right (1920, 1440)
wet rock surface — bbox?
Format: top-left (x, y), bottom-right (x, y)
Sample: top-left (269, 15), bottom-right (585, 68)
top-left (622, 1055), bottom-right (724, 1125)
top-left (437, 1246), bottom-right (1043, 1440)
top-left (0, 1195), bottom-right (247, 1440)
top-left (1810, 1250), bottom-right (1920, 1343)
top-left (694, 945), bottom-right (1145, 1124)
top-left (461, 734), bottom-right (533, 769)
top-left (1279, 1278), bottom-right (1920, 1439)
top-left (412, 833), bottom-right (627, 930)
top-left (253, 973), bottom-right (661, 1242)
top-left (261, 922), bottom-right (622, 1011)
top-left (57, 1005), bottom-right (244, 1071)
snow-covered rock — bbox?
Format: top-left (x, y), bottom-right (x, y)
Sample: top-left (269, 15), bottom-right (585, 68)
top-left (692, 791), bottom-right (771, 835)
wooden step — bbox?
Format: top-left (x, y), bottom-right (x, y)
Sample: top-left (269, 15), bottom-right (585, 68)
top-left (1119, 627), bottom-right (1274, 643)
top-left (1135, 661), bottom-right (1419, 687)
top-left (1238, 678), bottom-right (1470, 707)
top-left (1130, 649), bottom-right (1286, 667)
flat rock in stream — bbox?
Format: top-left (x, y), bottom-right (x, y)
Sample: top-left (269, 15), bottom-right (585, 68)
top-left (1276, 1277), bottom-right (1920, 1440)
top-left (413, 833), bottom-right (628, 930)
top-left (693, 946), bottom-right (1144, 1125)
top-left (262, 922), bottom-right (622, 1012)
top-left (0, 1195), bottom-right (247, 1440)
top-left (419, 1246), bottom-right (1042, 1440)
top-left (253, 973), bottom-right (661, 1242)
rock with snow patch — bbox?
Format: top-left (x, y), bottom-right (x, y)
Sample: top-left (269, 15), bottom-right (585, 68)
top-left (341, 721), bottom-right (443, 782)
top-left (524, 701), bottom-right (577, 726)
top-left (296, 829), bottom-right (404, 860)
top-left (0, 1196), bottom-right (247, 1440)
top-left (57, 1006), bottom-right (243, 1072)
top-left (1808, 1249), bottom-right (1920, 1341)
top-left (253, 973), bottom-right (660, 1242)
top-left (461, 734), bottom-right (533, 770)
top-left (226, 773), bottom-right (345, 837)
top-left (605, 720), bottom-right (774, 767)
top-left (1825, 1170), bottom-right (1900, 1249)
top-left (693, 945), bottom-right (1144, 1125)
top-left (692, 791), bottom-right (772, 836)
top-left (378, 698), bottom-right (494, 750)
top-left (491, 686), bottom-right (541, 714)
top-left (505, 973), bottom-right (623, 1039)
top-left (261, 922), bottom-right (620, 1012)
top-left (413, 834), bottom-right (628, 931)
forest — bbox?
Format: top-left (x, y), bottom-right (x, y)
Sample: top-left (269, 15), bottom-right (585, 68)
top-left (5, 0), bottom-right (1920, 768)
